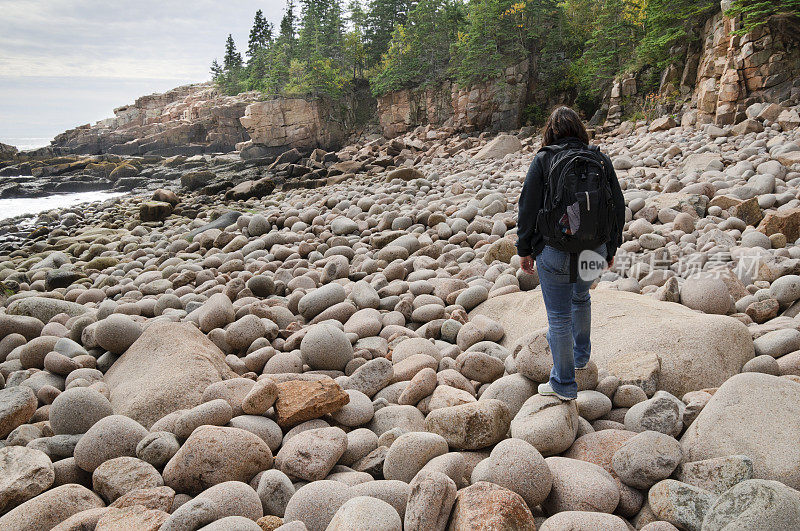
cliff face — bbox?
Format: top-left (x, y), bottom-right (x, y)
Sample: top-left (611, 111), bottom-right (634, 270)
top-left (605, 3), bottom-right (800, 128)
top-left (238, 98), bottom-right (346, 158)
top-left (375, 61), bottom-right (529, 138)
top-left (51, 83), bottom-right (260, 156)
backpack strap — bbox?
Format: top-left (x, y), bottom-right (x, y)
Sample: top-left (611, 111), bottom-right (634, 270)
top-left (569, 252), bottom-right (578, 283)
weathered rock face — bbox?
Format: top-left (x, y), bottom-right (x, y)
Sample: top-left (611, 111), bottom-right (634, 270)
top-left (51, 83), bottom-right (259, 156)
top-left (605, 4), bottom-right (800, 129)
top-left (376, 61), bottom-right (529, 137)
top-left (377, 83), bottom-right (454, 139)
top-left (239, 98), bottom-right (346, 156)
top-left (690, 10), bottom-right (800, 126)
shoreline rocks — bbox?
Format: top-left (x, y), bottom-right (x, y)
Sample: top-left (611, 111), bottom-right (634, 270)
top-left (1, 106), bottom-right (800, 529)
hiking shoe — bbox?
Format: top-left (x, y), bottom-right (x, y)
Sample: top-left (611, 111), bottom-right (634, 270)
top-left (538, 382), bottom-right (575, 401)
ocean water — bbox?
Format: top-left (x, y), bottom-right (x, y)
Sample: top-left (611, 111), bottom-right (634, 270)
top-left (0, 191), bottom-right (126, 222)
top-left (0, 137), bottom-right (52, 151)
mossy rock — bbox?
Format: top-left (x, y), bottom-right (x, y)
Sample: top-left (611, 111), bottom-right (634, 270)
top-left (84, 256), bottom-right (119, 270)
top-left (86, 162), bottom-right (118, 177)
top-left (109, 163), bottom-right (139, 180)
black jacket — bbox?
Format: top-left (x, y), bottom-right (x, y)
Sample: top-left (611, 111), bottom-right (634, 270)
top-left (516, 136), bottom-right (625, 262)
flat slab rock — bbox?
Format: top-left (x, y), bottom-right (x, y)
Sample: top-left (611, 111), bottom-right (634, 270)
top-left (471, 290), bottom-right (754, 397)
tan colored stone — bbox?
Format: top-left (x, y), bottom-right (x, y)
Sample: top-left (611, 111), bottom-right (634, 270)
top-left (709, 195), bottom-right (762, 226)
top-left (447, 482), bottom-right (536, 530)
top-left (240, 98), bottom-right (344, 151)
top-left (274, 378), bottom-right (350, 428)
top-left (110, 486), bottom-right (175, 512)
top-left (95, 506), bottom-right (169, 531)
top-left (257, 515), bottom-right (284, 530)
top-left (758, 208), bottom-right (800, 242)
top-left (0, 446), bottom-right (55, 514)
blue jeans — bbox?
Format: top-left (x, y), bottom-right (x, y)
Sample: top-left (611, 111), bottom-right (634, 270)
top-left (535, 244), bottom-right (605, 399)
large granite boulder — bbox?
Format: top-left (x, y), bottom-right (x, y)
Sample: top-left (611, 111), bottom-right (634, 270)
top-left (103, 322), bottom-right (237, 429)
top-left (473, 134), bottom-right (522, 160)
top-left (681, 373), bottom-right (800, 490)
top-left (470, 290), bottom-right (754, 397)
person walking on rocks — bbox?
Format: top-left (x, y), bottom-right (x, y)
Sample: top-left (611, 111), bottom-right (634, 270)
top-left (517, 106), bottom-right (625, 401)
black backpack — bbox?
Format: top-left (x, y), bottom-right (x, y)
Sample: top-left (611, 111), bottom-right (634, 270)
top-left (535, 143), bottom-right (616, 253)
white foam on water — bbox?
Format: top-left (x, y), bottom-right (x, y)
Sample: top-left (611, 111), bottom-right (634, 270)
top-left (0, 137), bottom-right (52, 151)
top-left (0, 191), bottom-right (126, 221)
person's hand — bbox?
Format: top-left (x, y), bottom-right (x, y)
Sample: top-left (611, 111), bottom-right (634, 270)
top-left (607, 257), bottom-right (614, 269)
top-left (520, 255), bottom-right (535, 275)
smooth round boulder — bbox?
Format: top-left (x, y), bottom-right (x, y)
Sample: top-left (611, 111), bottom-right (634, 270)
top-left (283, 480), bottom-right (350, 530)
top-left (19, 336), bottom-right (59, 369)
top-left (471, 438), bottom-right (552, 508)
top-left (510, 394), bottom-right (579, 456)
top-left (300, 324), bottom-right (354, 371)
top-left (136, 431), bottom-right (180, 468)
top-left (174, 399), bottom-right (234, 439)
top-left (161, 480), bottom-right (263, 531)
top-left (0, 484), bottom-right (104, 530)
top-left (225, 315), bottom-right (267, 352)
top-left (383, 431), bottom-right (449, 483)
top-left (0, 386), bottom-right (37, 439)
top-left (95, 314), bottom-right (143, 354)
top-left (275, 427), bottom-right (347, 482)
top-left (543, 456), bottom-right (620, 514)
top-left (255, 469), bottom-right (294, 517)
top-left (298, 284), bottom-right (347, 320)
top-left (198, 293), bottom-right (236, 334)
top-left (328, 389), bottom-right (373, 427)
top-left (73, 414), bottom-right (149, 472)
top-left (163, 425), bottom-right (273, 495)
top-left (681, 372), bottom-right (800, 490)
top-left (327, 496), bottom-right (402, 531)
top-left (49, 387), bottom-right (113, 435)
top-left (540, 511), bottom-right (630, 530)
top-left (612, 430), bottom-right (683, 489)
top-left (391, 338), bottom-right (441, 364)
top-left (680, 276), bottom-right (732, 315)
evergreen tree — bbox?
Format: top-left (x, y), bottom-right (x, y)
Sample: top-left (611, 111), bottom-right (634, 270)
top-left (210, 59), bottom-right (224, 79)
top-left (280, 0), bottom-right (298, 43)
top-left (297, 0), bottom-right (345, 61)
top-left (726, 0), bottom-right (800, 34)
top-left (247, 9), bottom-right (274, 59)
top-left (223, 34), bottom-right (243, 71)
top-left (370, 0), bottom-right (465, 94)
top-left (364, 0), bottom-right (415, 67)
top-left (345, 1), bottom-right (368, 79)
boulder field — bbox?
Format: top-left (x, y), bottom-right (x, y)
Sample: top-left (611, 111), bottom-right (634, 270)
top-left (0, 106), bottom-right (800, 529)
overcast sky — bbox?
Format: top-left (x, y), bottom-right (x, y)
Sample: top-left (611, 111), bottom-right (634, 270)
top-left (0, 0), bottom-right (286, 143)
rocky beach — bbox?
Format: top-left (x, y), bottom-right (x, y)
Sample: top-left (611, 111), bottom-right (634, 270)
top-left (0, 97), bottom-right (799, 530)
top-left (2, 0), bottom-right (800, 528)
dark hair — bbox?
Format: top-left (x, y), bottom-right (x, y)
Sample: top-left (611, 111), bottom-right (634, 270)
top-left (541, 106), bottom-right (589, 147)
